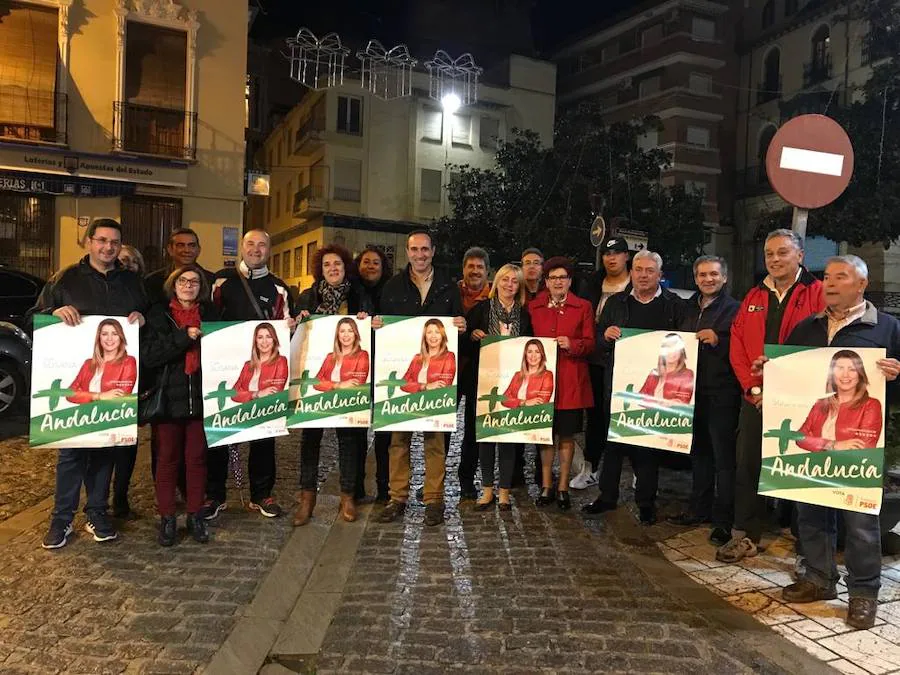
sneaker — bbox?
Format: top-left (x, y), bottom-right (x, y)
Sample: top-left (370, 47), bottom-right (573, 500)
top-left (709, 527), bottom-right (731, 547)
top-left (85, 513), bottom-right (118, 543)
top-left (41, 521), bottom-right (74, 550)
top-left (569, 466), bottom-right (599, 490)
top-left (716, 536), bottom-right (758, 563)
top-left (375, 500), bottom-right (406, 523)
top-left (200, 499), bottom-right (227, 521)
top-left (424, 503), bottom-right (445, 527)
top-left (249, 497), bottom-right (282, 518)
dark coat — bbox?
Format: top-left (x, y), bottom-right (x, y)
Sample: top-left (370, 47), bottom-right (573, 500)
top-left (296, 280), bottom-right (374, 315)
top-left (379, 265), bottom-right (463, 317)
top-left (460, 298), bottom-right (534, 392)
top-left (211, 267), bottom-right (294, 320)
top-left (141, 301), bottom-right (220, 419)
top-left (680, 290), bottom-right (741, 395)
top-left (144, 264), bottom-right (215, 306)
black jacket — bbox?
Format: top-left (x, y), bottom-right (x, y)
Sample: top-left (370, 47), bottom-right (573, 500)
top-left (144, 264), bottom-right (216, 306)
top-left (579, 270), bottom-right (632, 366)
top-left (460, 298), bottom-right (534, 392)
top-left (296, 280), bottom-right (374, 315)
top-left (29, 256), bottom-right (147, 323)
top-left (212, 267), bottom-right (294, 320)
top-left (141, 301), bottom-right (220, 419)
top-left (379, 265), bottom-right (463, 317)
top-left (680, 290), bottom-right (740, 395)
top-left (596, 287), bottom-right (687, 363)
top-left (359, 273), bottom-right (393, 314)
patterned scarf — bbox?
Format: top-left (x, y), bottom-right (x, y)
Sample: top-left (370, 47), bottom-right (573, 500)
top-left (488, 296), bottom-right (522, 336)
top-left (548, 293), bottom-right (568, 310)
top-left (315, 279), bottom-right (351, 315)
top-left (169, 298), bottom-right (202, 375)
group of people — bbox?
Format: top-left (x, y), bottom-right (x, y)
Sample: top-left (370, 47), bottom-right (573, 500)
top-left (31, 218), bottom-right (900, 630)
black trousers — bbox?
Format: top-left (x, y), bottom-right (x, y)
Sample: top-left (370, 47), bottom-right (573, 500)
top-left (299, 427), bottom-right (363, 495)
top-left (598, 442), bottom-right (660, 509)
top-left (584, 364), bottom-right (612, 472)
top-left (458, 390), bottom-right (478, 487)
top-left (478, 443), bottom-right (517, 489)
top-left (111, 444), bottom-right (137, 509)
top-left (370, 432), bottom-right (391, 496)
top-left (734, 400), bottom-right (765, 542)
top-left (206, 438), bottom-right (277, 504)
top-left (689, 392), bottom-right (740, 530)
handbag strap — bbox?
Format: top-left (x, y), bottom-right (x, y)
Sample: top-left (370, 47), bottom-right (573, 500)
top-left (238, 270), bottom-right (267, 320)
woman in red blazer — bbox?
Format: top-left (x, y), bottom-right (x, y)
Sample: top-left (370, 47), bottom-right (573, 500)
top-left (231, 322), bottom-right (288, 403)
top-left (797, 350), bottom-right (883, 452)
top-left (314, 317), bottom-right (370, 391)
top-left (502, 339), bottom-right (554, 408)
top-left (638, 333), bottom-right (695, 404)
top-left (528, 257), bottom-right (595, 511)
top-left (400, 318), bottom-right (457, 393)
top-left (68, 318), bottom-right (137, 404)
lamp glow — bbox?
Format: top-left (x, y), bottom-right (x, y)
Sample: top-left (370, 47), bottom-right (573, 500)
top-left (441, 93), bottom-right (461, 113)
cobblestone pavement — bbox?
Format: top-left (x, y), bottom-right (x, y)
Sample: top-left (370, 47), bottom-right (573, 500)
top-left (0, 425), bottom-right (324, 675)
top-left (0, 414), bottom-right (56, 520)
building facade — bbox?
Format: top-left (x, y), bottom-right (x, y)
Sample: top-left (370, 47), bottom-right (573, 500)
top-left (248, 55), bottom-right (556, 293)
top-left (0, 0), bottom-right (248, 279)
top-left (553, 0), bottom-right (737, 260)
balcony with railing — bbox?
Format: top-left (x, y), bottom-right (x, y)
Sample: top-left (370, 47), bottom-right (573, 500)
top-left (756, 76), bottom-right (782, 105)
top-left (295, 116), bottom-right (326, 155)
top-left (113, 101), bottom-right (197, 160)
top-left (0, 87), bottom-right (67, 145)
top-left (803, 54), bottom-right (833, 88)
top-left (293, 169), bottom-right (328, 219)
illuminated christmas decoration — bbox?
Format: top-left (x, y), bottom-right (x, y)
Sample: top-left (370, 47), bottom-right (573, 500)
top-left (287, 28), bottom-right (349, 90)
top-left (357, 40), bottom-right (416, 101)
top-left (425, 50), bottom-right (482, 110)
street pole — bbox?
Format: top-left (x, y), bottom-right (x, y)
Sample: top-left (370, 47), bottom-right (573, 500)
top-left (791, 206), bottom-right (808, 242)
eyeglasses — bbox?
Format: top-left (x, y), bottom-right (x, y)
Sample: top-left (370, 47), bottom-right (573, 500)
top-left (547, 275), bottom-right (570, 282)
top-left (91, 236), bottom-right (121, 247)
top-left (175, 278), bottom-right (201, 288)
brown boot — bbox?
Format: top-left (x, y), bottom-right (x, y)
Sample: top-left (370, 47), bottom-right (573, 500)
top-left (339, 493), bottom-right (357, 522)
top-left (292, 490), bottom-right (316, 527)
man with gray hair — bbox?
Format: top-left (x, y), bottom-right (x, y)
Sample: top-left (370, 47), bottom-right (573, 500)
top-left (753, 254), bottom-right (900, 629)
top-left (717, 228), bottom-right (824, 562)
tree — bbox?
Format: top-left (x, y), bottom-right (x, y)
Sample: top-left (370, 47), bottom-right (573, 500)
top-left (432, 101), bottom-right (707, 271)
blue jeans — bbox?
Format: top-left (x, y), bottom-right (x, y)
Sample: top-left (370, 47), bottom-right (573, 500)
top-left (50, 448), bottom-right (115, 524)
top-left (798, 502), bottom-right (882, 599)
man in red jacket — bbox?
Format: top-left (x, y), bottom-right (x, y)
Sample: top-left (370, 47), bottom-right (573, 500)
top-left (716, 229), bottom-right (825, 563)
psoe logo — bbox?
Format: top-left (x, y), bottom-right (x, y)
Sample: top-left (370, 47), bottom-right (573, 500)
top-left (844, 493), bottom-right (855, 507)
top-left (748, 304), bottom-right (766, 313)
top-left (860, 499), bottom-right (878, 510)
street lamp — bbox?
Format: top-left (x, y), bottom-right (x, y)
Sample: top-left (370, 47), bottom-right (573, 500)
top-left (441, 92), bottom-right (461, 114)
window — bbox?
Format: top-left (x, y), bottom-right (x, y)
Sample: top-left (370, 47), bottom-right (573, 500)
top-left (421, 169), bottom-right (442, 202)
top-left (0, 193), bottom-right (54, 279)
top-left (120, 196), bottom-right (182, 274)
top-left (686, 126), bottom-right (710, 148)
top-left (480, 117), bottom-right (500, 150)
top-left (762, 1), bottom-right (775, 29)
top-left (337, 96), bottom-right (362, 135)
top-left (333, 158), bottom-right (361, 202)
top-left (689, 73), bottom-right (712, 94)
top-left (811, 25), bottom-right (831, 70)
top-left (601, 43), bottom-right (618, 63)
top-left (294, 247), bottom-right (302, 277)
top-left (691, 17), bottom-right (715, 41)
top-left (284, 189), bottom-right (290, 216)
top-left (272, 253), bottom-right (280, 276)
top-left (0, 2), bottom-right (59, 143)
top-left (761, 49), bottom-right (781, 102)
top-left (422, 107), bottom-right (442, 142)
top-left (275, 190), bottom-right (281, 217)
top-left (758, 125), bottom-right (777, 165)
top-left (684, 180), bottom-right (708, 199)
top-left (637, 131), bottom-right (659, 153)
top-left (638, 76), bottom-right (661, 99)
top-left (282, 250), bottom-right (291, 279)
top-left (276, 140), bottom-right (282, 167)
top-left (641, 25), bottom-right (663, 48)
top-left (452, 114), bottom-right (471, 145)
top-left (306, 241), bottom-right (318, 275)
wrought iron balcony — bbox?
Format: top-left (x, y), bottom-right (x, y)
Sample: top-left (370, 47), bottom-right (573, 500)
top-left (292, 181), bottom-right (327, 218)
top-left (0, 87), bottom-right (67, 144)
top-left (803, 55), bottom-right (833, 88)
top-left (113, 101), bottom-right (197, 160)
top-left (294, 116), bottom-right (325, 155)
top-left (756, 76), bottom-right (782, 105)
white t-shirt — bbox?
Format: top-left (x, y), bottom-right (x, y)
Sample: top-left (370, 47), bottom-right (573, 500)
top-left (596, 278), bottom-right (630, 320)
top-left (89, 367), bottom-right (103, 393)
top-left (822, 410), bottom-right (838, 441)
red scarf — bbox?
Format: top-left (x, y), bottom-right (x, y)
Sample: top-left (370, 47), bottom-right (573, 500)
top-left (458, 280), bottom-right (491, 313)
top-left (169, 298), bottom-right (201, 375)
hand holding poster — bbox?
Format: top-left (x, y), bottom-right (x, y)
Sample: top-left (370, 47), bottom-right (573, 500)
top-left (288, 315), bottom-right (371, 428)
top-left (201, 320), bottom-right (291, 448)
top-left (760, 345), bottom-right (886, 515)
top-left (30, 315), bottom-right (139, 448)
top-left (475, 336), bottom-right (557, 444)
top-left (373, 316), bottom-right (458, 432)
top-left (607, 329), bottom-right (699, 453)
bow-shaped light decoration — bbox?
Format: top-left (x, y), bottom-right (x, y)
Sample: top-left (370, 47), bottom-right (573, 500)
top-left (287, 27), bottom-right (350, 90)
top-left (425, 50), bottom-right (483, 108)
top-left (357, 39), bottom-right (417, 100)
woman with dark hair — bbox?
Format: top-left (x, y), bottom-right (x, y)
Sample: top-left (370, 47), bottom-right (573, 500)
top-left (400, 318), bottom-right (456, 392)
top-left (466, 263), bottom-right (535, 510)
top-left (797, 350), bottom-right (883, 452)
top-left (141, 264), bottom-right (218, 546)
top-left (294, 243), bottom-right (373, 527)
top-left (639, 332), bottom-right (695, 404)
top-left (528, 256), bottom-right (595, 511)
top-left (354, 245), bottom-right (393, 502)
top-left (231, 322), bottom-right (289, 402)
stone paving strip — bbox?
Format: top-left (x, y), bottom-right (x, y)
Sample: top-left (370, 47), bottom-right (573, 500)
top-left (0, 417), bottom-right (57, 521)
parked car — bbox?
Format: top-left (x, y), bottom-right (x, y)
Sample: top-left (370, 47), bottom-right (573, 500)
top-left (0, 266), bottom-right (45, 330)
top-left (0, 321), bottom-right (31, 415)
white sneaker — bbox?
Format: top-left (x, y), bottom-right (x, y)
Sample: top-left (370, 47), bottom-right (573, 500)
top-left (569, 466), bottom-right (599, 490)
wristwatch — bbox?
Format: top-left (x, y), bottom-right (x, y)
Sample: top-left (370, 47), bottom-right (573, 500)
top-left (747, 386), bottom-right (762, 396)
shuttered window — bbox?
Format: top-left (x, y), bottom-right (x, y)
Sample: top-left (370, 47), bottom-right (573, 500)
top-left (333, 158), bottom-right (361, 202)
top-left (124, 21), bottom-right (186, 108)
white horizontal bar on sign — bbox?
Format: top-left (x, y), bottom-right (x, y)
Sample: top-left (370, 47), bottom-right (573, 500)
top-left (779, 147), bottom-right (844, 177)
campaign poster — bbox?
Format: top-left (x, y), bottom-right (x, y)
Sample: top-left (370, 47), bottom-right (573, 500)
top-left (372, 316), bottom-right (458, 432)
top-left (201, 320), bottom-right (291, 448)
top-left (30, 315), bottom-right (139, 449)
top-left (287, 315), bottom-right (371, 428)
top-left (607, 329), bottom-right (699, 454)
top-left (760, 345), bottom-right (887, 515)
top-left (474, 336), bottom-right (557, 444)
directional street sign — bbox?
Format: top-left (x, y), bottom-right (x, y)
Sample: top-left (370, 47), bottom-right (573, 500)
top-left (765, 114), bottom-right (854, 210)
top-left (589, 216), bottom-right (606, 247)
top-left (617, 227), bottom-right (648, 252)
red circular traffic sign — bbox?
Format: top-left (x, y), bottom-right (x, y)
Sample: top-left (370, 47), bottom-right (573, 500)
top-left (765, 114), bottom-right (854, 210)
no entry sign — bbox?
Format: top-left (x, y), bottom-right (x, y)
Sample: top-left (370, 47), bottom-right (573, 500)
top-left (765, 114), bottom-right (854, 210)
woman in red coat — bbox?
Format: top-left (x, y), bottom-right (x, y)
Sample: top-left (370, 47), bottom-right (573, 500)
top-left (401, 318), bottom-right (457, 393)
top-left (797, 350), bottom-right (883, 452)
top-left (638, 332), bottom-right (695, 404)
top-left (528, 256), bottom-right (595, 511)
top-left (502, 339), bottom-right (554, 408)
top-left (313, 318), bottom-right (370, 392)
top-left (68, 318), bottom-right (137, 404)
top-left (231, 322), bottom-right (288, 402)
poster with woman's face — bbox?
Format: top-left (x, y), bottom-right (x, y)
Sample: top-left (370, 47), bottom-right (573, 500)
top-left (200, 320), bottom-right (291, 448)
top-left (475, 336), bottom-right (557, 444)
top-left (607, 329), bottom-right (699, 454)
top-left (287, 315), bottom-right (372, 428)
top-left (30, 315), bottom-right (140, 449)
top-left (760, 345), bottom-right (887, 515)
top-left (372, 316), bottom-right (458, 432)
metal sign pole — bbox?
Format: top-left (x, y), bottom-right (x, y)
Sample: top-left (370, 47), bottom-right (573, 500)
top-left (791, 206), bottom-right (809, 242)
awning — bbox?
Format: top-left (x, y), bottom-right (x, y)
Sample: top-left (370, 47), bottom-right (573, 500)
top-left (0, 170), bottom-right (136, 198)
